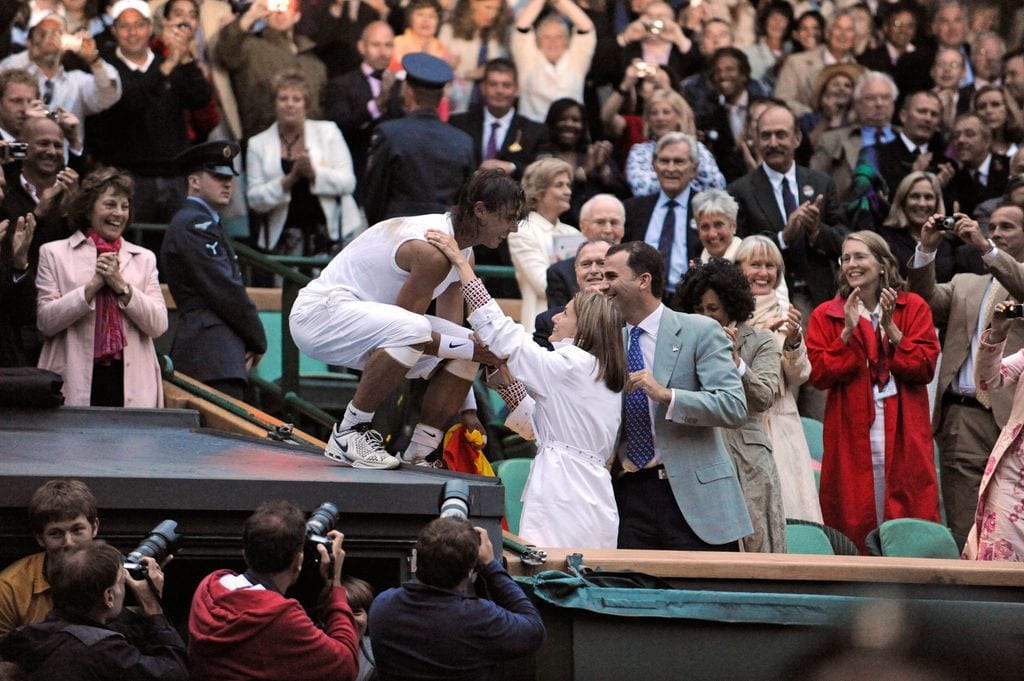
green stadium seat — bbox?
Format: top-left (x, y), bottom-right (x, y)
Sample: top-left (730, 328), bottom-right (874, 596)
top-left (492, 458), bottom-right (533, 536)
top-left (785, 523), bottom-right (835, 555)
top-left (864, 518), bottom-right (960, 559)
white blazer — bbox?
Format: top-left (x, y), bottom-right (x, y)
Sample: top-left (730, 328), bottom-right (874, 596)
top-left (246, 119), bottom-right (360, 251)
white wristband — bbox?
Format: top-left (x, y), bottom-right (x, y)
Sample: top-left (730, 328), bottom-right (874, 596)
top-left (437, 334), bottom-right (475, 360)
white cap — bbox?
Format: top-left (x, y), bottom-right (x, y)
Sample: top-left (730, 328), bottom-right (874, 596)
top-left (27, 9), bottom-right (66, 32)
top-left (109, 0), bottom-right (152, 21)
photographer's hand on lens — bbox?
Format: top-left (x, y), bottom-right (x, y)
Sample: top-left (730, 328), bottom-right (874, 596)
top-left (474, 527), bottom-right (494, 568)
top-left (317, 530), bottom-right (345, 587)
top-left (126, 557), bottom-right (165, 616)
top-left (918, 213), bottom-right (945, 253)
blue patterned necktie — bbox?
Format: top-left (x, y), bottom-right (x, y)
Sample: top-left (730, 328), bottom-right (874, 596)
top-left (624, 326), bottom-right (656, 469)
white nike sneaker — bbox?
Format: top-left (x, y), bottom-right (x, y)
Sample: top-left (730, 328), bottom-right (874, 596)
top-left (325, 423), bottom-right (400, 469)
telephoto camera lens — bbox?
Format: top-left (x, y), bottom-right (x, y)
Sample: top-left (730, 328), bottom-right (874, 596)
top-left (124, 520), bottom-right (180, 579)
top-left (439, 480), bottom-right (471, 520)
top-left (305, 502), bottom-right (339, 553)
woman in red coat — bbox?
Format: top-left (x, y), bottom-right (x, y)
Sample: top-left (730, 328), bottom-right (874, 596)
top-left (806, 231), bottom-right (941, 553)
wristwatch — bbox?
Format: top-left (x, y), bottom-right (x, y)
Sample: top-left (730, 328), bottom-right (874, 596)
top-left (119, 283), bottom-right (131, 298)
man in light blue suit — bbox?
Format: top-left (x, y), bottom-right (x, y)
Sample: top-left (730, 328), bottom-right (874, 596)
top-left (603, 242), bottom-right (753, 550)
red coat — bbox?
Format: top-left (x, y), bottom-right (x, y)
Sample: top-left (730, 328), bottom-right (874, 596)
top-left (806, 291), bottom-right (941, 553)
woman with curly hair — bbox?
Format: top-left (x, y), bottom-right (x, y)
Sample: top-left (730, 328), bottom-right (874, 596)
top-left (674, 258), bottom-right (787, 552)
top-left (805, 231), bottom-right (940, 553)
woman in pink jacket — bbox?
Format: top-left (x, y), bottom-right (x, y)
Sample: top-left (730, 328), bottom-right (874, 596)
top-left (36, 168), bottom-right (168, 407)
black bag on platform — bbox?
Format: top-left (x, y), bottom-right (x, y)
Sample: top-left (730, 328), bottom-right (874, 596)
top-left (0, 368), bottom-right (64, 407)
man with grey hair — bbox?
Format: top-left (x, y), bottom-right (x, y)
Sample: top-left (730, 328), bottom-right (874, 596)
top-left (624, 132), bottom-right (701, 299)
top-left (897, 0), bottom-right (972, 95)
top-left (810, 70), bottom-right (899, 200)
top-left (535, 236), bottom-right (617, 349)
top-left (971, 31), bottom-right (1006, 90)
top-left (546, 193), bottom-right (625, 309)
top-left (944, 112), bottom-right (1009, 216)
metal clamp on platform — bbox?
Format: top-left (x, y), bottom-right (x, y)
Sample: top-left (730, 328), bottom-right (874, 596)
top-left (503, 536), bottom-right (548, 566)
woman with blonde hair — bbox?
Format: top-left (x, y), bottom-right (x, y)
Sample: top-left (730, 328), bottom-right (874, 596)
top-left (972, 85), bottom-right (1024, 158)
top-left (508, 157), bottom-right (580, 333)
top-left (425, 228), bottom-right (626, 548)
top-left (806, 231), bottom-right (940, 552)
top-left (623, 88), bottom-right (725, 197)
top-left (735, 235), bottom-right (823, 522)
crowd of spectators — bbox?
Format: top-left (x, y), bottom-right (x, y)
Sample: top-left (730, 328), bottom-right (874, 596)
top-left (0, 0), bottom-right (1023, 640)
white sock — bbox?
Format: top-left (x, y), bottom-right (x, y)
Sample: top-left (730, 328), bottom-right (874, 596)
top-left (339, 403), bottom-right (374, 432)
top-left (402, 423), bottom-right (443, 462)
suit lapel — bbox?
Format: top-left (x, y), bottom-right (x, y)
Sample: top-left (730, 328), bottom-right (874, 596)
top-left (653, 310), bottom-right (683, 385)
top-left (752, 167), bottom-right (784, 232)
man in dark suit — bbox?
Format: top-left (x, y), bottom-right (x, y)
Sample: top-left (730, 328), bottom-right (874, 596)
top-left (161, 141), bottom-right (267, 400)
top-left (877, 90), bottom-right (954, 194)
top-left (534, 237), bottom-right (614, 350)
top-left (727, 103), bottom-right (847, 319)
top-left (603, 241), bottom-right (751, 550)
top-left (856, 0), bottom-right (920, 80)
top-left (893, 1), bottom-right (973, 97)
top-left (361, 53), bottom-right (475, 226)
top-left (448, 58), bottom-right (548, 181)
top-left (623, 132), bottom-right (702, 300)
top-left (545, 193), bottom-right (624, 310)
top-left (326, 21), bottom-right (403, 181)
top-left (944, 113), bottom-right (1010, 216)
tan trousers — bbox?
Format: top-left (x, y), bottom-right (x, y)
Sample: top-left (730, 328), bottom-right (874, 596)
top-left (937, 402), bottom-right (1001, 541)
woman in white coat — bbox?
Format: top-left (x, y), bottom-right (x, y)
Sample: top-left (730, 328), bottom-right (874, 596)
top-left (247, 68), bottom-right (359, 256)
top-left (426, 228), bottom-right (625, 549)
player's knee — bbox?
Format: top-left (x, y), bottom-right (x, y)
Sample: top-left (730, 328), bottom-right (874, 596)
top-left (383, 344), bottom-right (425, 368)
top-left (443, 358), bottom-right (480, 381)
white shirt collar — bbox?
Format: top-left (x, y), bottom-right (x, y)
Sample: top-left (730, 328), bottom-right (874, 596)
top-left (762, 161), bottom-right (797, 188)
top-left (629, 303), bottom-right (665, 339)
top-left (976, 153), bottom-right (993, 182)
top-left (899, 131), bottom-right (926, 154)
top-left (115, 47), bottom-right (155, 72)
top-left (483, 108), bottom-right (514, 127)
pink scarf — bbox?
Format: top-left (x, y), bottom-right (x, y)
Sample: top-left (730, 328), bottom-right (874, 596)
top-left (89, 232), bottom-right (126, 364)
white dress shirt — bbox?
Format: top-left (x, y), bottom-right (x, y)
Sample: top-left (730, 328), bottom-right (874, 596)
top-left (761, 162), bottom-right (800, 249)
top-left (481, 108), bottom-right (514, 160)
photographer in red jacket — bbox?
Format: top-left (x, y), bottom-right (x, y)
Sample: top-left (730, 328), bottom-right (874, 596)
top-left (187, 500), bottom-right (358, 681)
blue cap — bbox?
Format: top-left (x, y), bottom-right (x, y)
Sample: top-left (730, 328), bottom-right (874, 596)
top-left (402, 52), bottom-right (453, 89)
top-left (176, 140), bottom-right (240, 177)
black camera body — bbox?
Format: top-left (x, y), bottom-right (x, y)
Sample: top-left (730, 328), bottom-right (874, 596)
top-left (124, 520), bottom-right (180, 580)
top-left (9, 142), bottom-right (28, 160)
top-left (1001, 302), bottom-right (1024, 319)
top-left (305, 502), bottom-right (339, 553)
top-left (938, 216), bottom-right (957, 230)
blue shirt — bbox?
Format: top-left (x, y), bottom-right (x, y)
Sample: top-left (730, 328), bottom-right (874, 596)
top-left (643, 187), bottom-right (692, 290)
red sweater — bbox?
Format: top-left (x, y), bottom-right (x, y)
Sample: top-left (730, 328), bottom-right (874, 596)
top-left (188, 570), bottom-right (358, 681)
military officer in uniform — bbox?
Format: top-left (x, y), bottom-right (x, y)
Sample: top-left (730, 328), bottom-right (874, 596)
top-left (360, 53), bottom-right (476, 225)
top-left (161, 141), bottom-right (267, 400)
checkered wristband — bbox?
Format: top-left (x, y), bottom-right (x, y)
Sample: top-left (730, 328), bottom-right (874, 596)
top-left (462, 278), bottom-right (492, 314)
top-left (495, 379), bottom-right (528, 411)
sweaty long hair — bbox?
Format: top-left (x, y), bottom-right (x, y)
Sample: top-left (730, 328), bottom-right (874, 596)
top-left (571, 291), bottom-right (626, 392)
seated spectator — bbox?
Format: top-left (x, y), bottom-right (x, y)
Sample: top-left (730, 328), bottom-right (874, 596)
top-left (438, 0), bottom-right (511, 114)
top-left (0, 68), bottom-right (39, 141)
top-left (448, 57), bottom-right (548, 180)
top-left (623, 88), bottom-right (723, 198)
top-left (973, 85), bottom-right (1023, 159)
top-left (931, 46), bottom-right (972, 130)
top-left (541, 98), bottom-right (629, 226)
top-left (0, 480), bottom-right (98, 637)
top-left (215, 0), bottom-right (326, 141)
top-left (857, 1), bottom-right (919, 79)
top-left (390, 0), bottom-right (450, 71)
top-left (0, 10), bottom-right (122, 146)
top-left (735, 235), bottom-right (823, 523)
top-left (1005, 49), bottom-right (1024, 113)
top-left (694, 188), bottom-right (742, 263)
top-left (342, 576), bottom-right (377, 681)
top-left (509, 157), bottom-right (579, 334)
top-left (613, 1), bottom-right (700, 88)
top-left (743, 0), bottom-right (794, 91)
top-left (327, 21), bottom-right (404, 180)
top-left (509, 0), bottom-right (595, 123)
top-left (370, 518), bottom-right (545, 678)
top-left (876, 90), bottom-right (954, 199)
top-left (0, 542), bottom-right (187, 681)
top-left (90, 0), bottom-right (213, 225)
top-left (544, 192), bottom-right (623, 310)
top-left (35, 168), bottom-right (167, 407)
top-left (674, 258), bottom-right (785, 553)
top-left (773, 8), bottom-right (857, 117)
top-left (536, 235), bottom-right (613, 349)
top-left (969, 31), bottom-right (1004, 90)
top-left (796, 63), bottom-right (861, 151)
top-left (880, 171), bottom-right (982, 282)
top-left (790, 10), bottom-right (824, 55)
top-left (945, 113), bottom-right (1010, 216)
top-left (248, 68), bottom-right (358, 255)
top-left (806, 231), bottom-right (941, 553)
top-left (188, 500), bottom-right (358, 681)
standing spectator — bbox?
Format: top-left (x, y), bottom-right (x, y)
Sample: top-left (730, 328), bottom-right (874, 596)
top-left (944, 113), bottom-right (1009, 217)
top-left (389, 0), bottom-right (450, 70)
top-left (509, 0), bottom-right (595, 123)
top-left (674, 259), bottom-right (785, 553)
top-left (360, 53), bottom-right (474, 226)
top-left (188, 500), bottom-right (358, 681)
top-left (972, 85), bottom-right (1023, 159)
top-left (215, 0), bottom-right (326, 141)
top-left (857, 1), bottom-right (918, 80)
top-left (438, 0), bottom-right (511, 115)
top-left (508, 157), bottom-right (578, 334)
top-left (0, 68), bottom-right (38, 141)
top-left (0, 11), bottom-right (121, 146)
top-left (326, 21), bottom-right (404, 181)
top-left (931, 46), bottom-right (972, 130)
top-left (448, 57), bottom-right (548, 180)
top-left (91, 0), bottom-right (212, 224)
top-left (305, 0), bottom-right (388, 79)
top-left (0, 480), bottom-right (98, 638)
top-left (602, 241), bottom-right (751, 550)
top-left (791, 10), bottom-right (824, 55)
top-left (613, 1), bottom-right (700, 88)
top-left (797, 63), bottom-right (861, 151)
top-left (876, 90), bottom-right (954, 199)
top-left (970, 31), bottom-right (1005, 90)
top-left (896, 0), bottom-right (972, 96)
top-left (743, 0), bottom-right (794, 91)
top-left (773, 8), bottom-right (857, 117)
top-left (0, 209), bottom-right (36, 368)
top-left (247, 69), bottom-right (357, 255)
top-left (0, 542), bottom-right (187, 681)
top-left (806, 231), bottom-right (941, 553)
top-left (727, 103), bottom-right (846, 320)
top-left (693, 188), bottom-right (742, 263)
top-left (536, 235), bottom-right (615, 350)
top-left (735, 235), bottom-right (823, 523)
top-left (370, 519), bottom-right (545, 679)
top-left (161, 141), bottom-right (267, 401)
top-left (906, 205), bottom-right (1024, 542)
top-left (623, 132), bottom-right (701, 299)
top-left (36, 168), bottom-right (167, 408)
